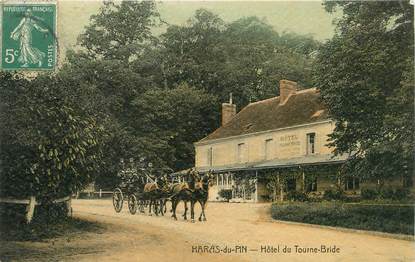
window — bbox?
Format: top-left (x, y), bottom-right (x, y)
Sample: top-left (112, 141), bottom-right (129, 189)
top-left (286, 178), bottom-right (296, 192)
top-left (345, 177), bottom-right (360, 190)
top-left (237, 143), bottom-right (247, 163)
top-left (265, 139), bottom-right (273, 160)
top-left (306, 133), bottom-right (316, 155)
top-left (207, 147), bottom-right (213, 166)
top-left (216, 173), bottom-right (232, 187)
top-left (306, 177), bottom-right (318, 192)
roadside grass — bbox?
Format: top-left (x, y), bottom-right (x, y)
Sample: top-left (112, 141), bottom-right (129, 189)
top-left (0, 217), bottom-right (105, 242)
top-left (271, 201), bottom-right (414, 235)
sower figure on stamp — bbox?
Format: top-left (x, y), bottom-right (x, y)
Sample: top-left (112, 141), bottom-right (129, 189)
top-left (10, 9), bottom-right (49, 67)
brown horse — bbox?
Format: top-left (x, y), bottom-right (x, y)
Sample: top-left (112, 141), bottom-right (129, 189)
top-left (170, 182), bottom-right (192, 220)
top-left (142, 182), bottom-right (158, 215)
top-left (170, 168), bottom-right (203, 221)
top-left (143, 178), bottom-right (169, 216)
top-left (189, 171), bottom-right (214, 222)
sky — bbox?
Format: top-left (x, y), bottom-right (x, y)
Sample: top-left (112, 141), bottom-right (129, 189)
top-left (57, 0), bottom-right (338, 59)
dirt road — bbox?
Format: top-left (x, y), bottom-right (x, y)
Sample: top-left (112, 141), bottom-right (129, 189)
top-left (2, 199), bottom-right (414, 261)
top-left (71, 199), bottom-right (414, 262)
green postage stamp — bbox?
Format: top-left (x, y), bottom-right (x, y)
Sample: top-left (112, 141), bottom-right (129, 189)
top-left (1, 4), bottom-right (56, 70)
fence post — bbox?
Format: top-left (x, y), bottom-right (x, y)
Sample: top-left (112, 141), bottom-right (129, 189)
top-left (99, 189), bottom-right (102, 198)
top-left (66, 198), bottom-right (72, 217)
top-left (26, 196), bottom-right (36, 224)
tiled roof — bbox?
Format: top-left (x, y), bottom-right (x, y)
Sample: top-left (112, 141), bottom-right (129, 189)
top-left (200, 88), bottom-right (329, 142)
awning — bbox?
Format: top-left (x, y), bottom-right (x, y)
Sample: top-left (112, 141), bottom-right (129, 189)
top-left (195, 154), bottom-right (349, 173)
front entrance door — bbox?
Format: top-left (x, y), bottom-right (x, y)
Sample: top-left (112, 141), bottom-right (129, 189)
top-left (232, 174), bottom-right (257, 202)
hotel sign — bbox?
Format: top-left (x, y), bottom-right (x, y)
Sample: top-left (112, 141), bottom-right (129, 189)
top-left (279, 134), bottom-right (301, 156)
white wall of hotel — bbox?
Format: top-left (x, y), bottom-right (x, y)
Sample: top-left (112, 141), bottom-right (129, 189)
top-left (194, 120), bottom-right (348, 203)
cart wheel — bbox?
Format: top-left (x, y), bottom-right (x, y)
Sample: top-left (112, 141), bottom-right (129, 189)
top-left (128, 194), bottom-right (138, 215)
top-left (113, 188), bottom-right (123, 213)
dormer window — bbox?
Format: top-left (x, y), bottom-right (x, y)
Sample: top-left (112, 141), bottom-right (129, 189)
top-left (306, 133), bottom-right (316, 155)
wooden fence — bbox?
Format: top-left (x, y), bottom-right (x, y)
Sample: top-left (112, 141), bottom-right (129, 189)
top-left (0, 196), bottom-right (72, 224)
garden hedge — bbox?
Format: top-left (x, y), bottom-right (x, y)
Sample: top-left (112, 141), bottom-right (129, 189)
top-left (271, 202), bottom-right (414, 235)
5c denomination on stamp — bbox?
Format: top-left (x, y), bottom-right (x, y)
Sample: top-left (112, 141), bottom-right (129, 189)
top-left (1, 3), bottom-right (56, 70)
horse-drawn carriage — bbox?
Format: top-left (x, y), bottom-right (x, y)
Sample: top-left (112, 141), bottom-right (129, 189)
top-left (112, 160), bottom-right (170, 216)
top-left (112, 166), bottom-right (145, 215)
top-left (112, 161), bottom-right (215, 222)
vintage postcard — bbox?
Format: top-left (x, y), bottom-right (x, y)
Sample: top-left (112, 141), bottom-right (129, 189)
top-left (0, 0), bottom-right (414, 261)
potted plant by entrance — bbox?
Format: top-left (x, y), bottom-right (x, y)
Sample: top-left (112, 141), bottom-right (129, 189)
top-left (218, 189), bottom-right (232, 202)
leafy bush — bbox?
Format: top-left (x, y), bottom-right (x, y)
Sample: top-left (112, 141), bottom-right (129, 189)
top-left (323, 189), bottom-right (345, 201)
top-left (271, 202), bottom-right (414, 235)
top-left (0, 204), bottom-right (27, 225)
top-left (361, 188), bottom-right (378, 200)
top-left (286, 191), bottom-right (308, 202)
top-left (378, 188), bottom-right (395, 199)
top-left (393, 188), bottom-right (410, 200)
top-left (362, 188), bottom-right (410, 201)
top-left (0, 73), bottom-right (105, 202)
top-left (218, 189), bottom-right (232, 201)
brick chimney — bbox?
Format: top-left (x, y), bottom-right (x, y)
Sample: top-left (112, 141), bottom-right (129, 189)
top-left (222, 93), bottom-right (236, 126)
top-left (279, 80), bottom-right (297, 105)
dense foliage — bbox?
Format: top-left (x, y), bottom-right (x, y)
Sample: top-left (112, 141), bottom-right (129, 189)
top-left (158, 10), bottom-right (318, 106)
top-left (130, 84), bottom-right (218, 170)
top-left (361, 188), bottom-right (410, 201)
top-left (272, 202), bottom-right (414, 235)
top-left (77, 0), bottom-right (161, 61)
top-left (313, 1), bottom-right (414, 181)
top-left (0, 73), bottom-right (104, 200)
top-left (286, 191), bottom-right (309, 202)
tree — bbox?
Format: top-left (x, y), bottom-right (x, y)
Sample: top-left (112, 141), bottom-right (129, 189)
top-left (63, 1), bottom-right (164, 188)
top-left (159, 11), bottom-right (318, 107)
top-left (77, 0), bottom-right (161, 61)
top-left (130, 84), bottom-right (219, 170)
top-left (0, 72), bottom-right (105, 200)
top-left (221, 17), bottom-right (316, 105)
top-left (158, 9), bottom-right (226, 93)
top-left (313, 1), bottom-right (414, 181)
